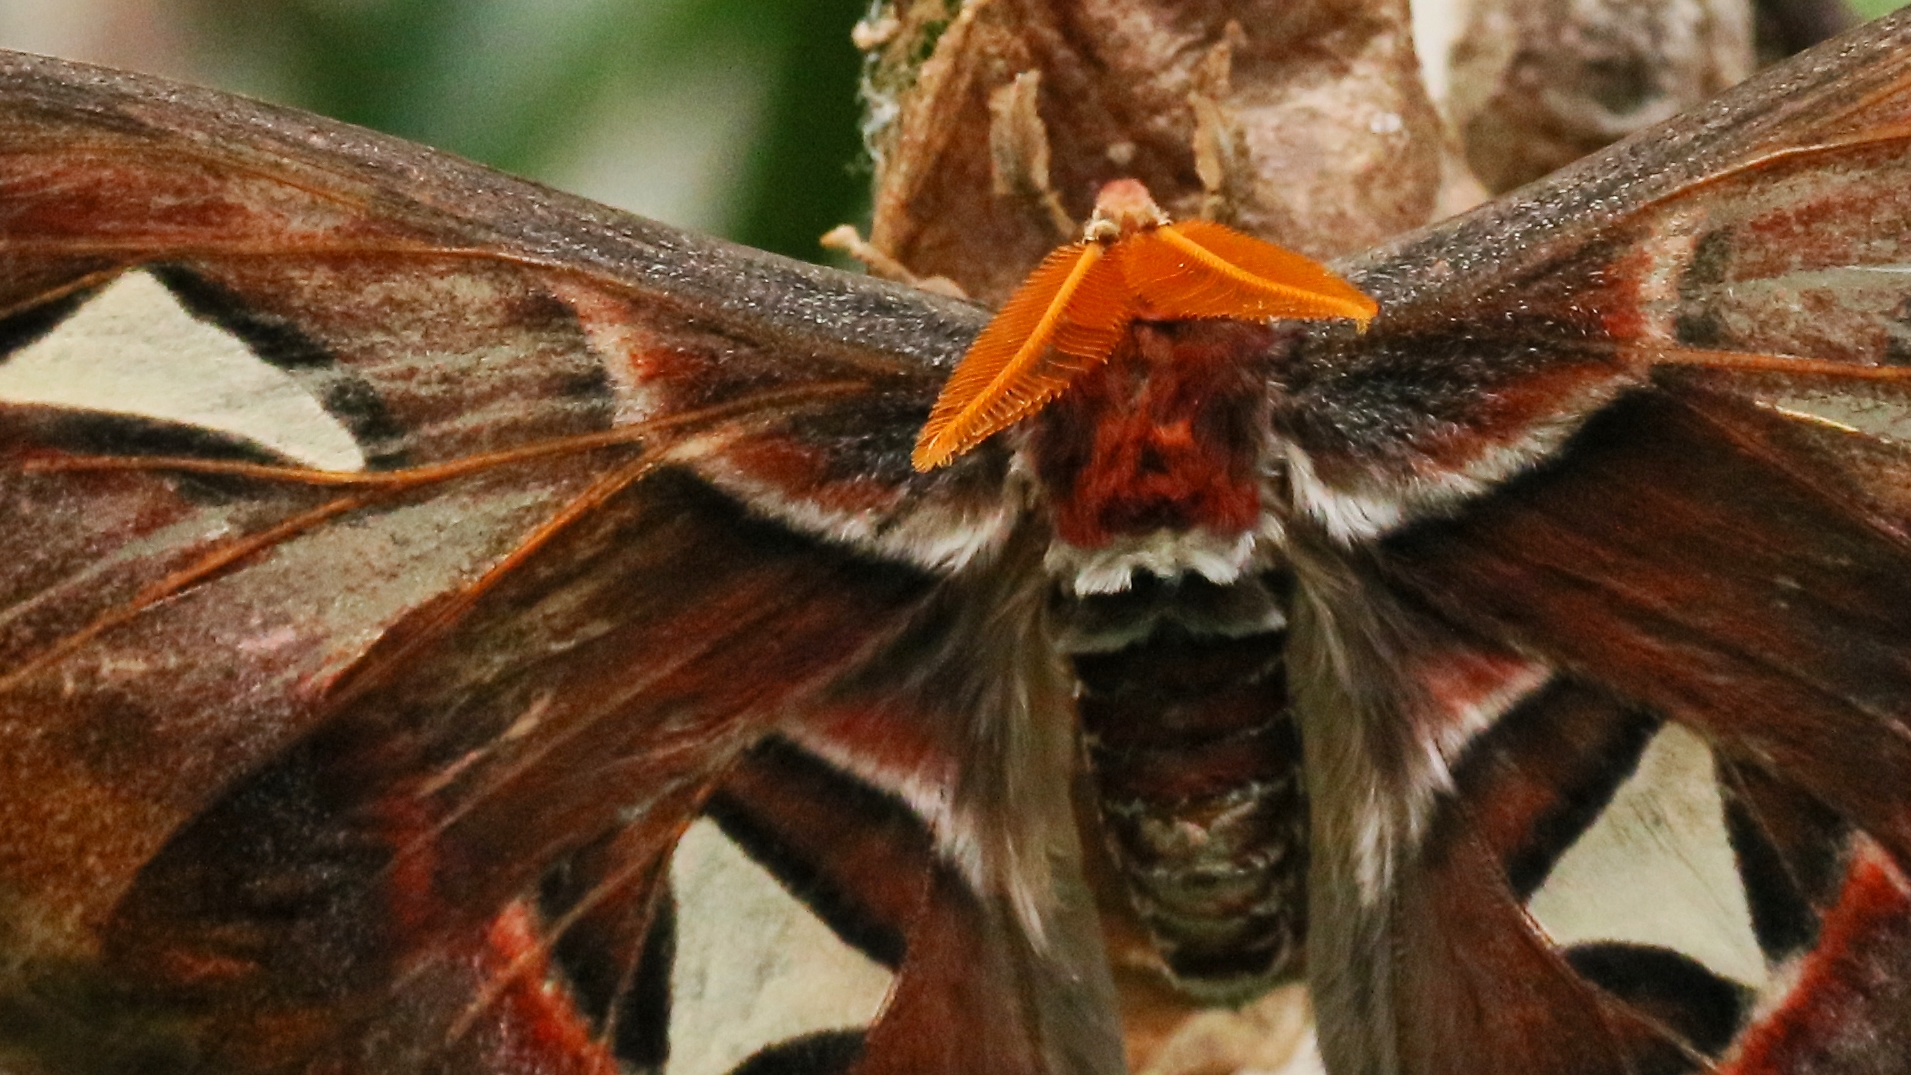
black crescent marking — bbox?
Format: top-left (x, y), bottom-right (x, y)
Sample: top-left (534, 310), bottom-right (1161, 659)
top-left (702, 738), bottom-right (914, 970)
top-left (147, 264), bottom-right (411, 470)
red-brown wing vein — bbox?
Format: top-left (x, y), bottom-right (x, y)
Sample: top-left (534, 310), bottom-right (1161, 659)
top-left (1672, 387), bottom-right (1911, 556)
top-left (2, 381), bottom-right (874, 696)
top-left (0, 492), bottom-right (374, 691)
top-left (1631, 124), bottom-right (1911, 212)
top-left (408, 584), bottom-right (848, 1051)
top-left (0, 138), bottom-right (434, 213)
top-left (0, 239), bottom-right (940, 380)
top-left (1479, 521), bottom-right (1908, 733)
top-left (20, 381), bottom-right (872, 488)
top-left (1640, 343), bottom-right (1911, 382)
top-left (0, 265), bottom-right (136, 323)
top-left (440, 804), bottom-right (689, 1052)
top-left (1474, 393), bottom-right (1911, 731)
top-left (322, 453), bottom-right (661, 704)
top-left (400, 547), bottom-right (842, 878)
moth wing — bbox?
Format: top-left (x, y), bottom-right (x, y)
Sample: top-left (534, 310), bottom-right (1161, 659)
top-left (0, 52), bottom-right (1119, 1075)
top-left (1346, 388), bottom-right (1911, 1075)
top-left (1282, 12), bottom-right (1911, 1075)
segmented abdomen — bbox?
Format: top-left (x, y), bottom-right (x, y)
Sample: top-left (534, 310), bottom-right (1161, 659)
top-left (1062, 575), bottom-right (1306, 999)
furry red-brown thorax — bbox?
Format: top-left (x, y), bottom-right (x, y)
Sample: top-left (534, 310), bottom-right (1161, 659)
top-left (1025, 319), bottom-right (1278, 556)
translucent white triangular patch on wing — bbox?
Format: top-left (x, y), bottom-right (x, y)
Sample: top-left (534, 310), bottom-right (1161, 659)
top-left (0, 270), bottom-right (365, 471)
top-left (667, 819), bottom-right (893, 1075)
top-left (1141, 984), bottom-right (1319, 1075)
top-left (1528, 725), bottom-right (1767, 987)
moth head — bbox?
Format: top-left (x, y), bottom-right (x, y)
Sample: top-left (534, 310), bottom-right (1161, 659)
top-left (1082, 178), bottom-right (1169, 243)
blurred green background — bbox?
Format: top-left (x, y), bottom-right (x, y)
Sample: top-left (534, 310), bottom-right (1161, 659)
top-left (176, 0), bottom-right (872, 261)
top-left (0, 0), bottom-right (1901, 263)
top-left (0, 0), bottom-right (871, 260)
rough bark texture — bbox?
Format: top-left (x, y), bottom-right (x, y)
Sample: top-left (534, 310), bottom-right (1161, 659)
top-left (857, 0), bottom-right (1446, 303)
top-left (1442, 0), bottom-right (1755, 192)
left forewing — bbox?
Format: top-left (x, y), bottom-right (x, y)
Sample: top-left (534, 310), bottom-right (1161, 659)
top-left (0, 50), bottom-right (1113, 1075)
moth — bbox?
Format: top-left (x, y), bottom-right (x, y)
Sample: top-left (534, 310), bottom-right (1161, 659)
top-left (2, 10), bottom-right (1911, 1075)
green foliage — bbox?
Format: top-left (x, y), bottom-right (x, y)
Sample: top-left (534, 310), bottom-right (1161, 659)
top-left (1852, 0), bottom-right (1908, 16)
top-left (180, 0), bottom-right (869, 261)
top-left (723, 0), bottom-right (871, 259)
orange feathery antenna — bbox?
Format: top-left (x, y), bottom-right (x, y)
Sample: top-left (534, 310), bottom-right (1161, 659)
top-left (911, 179), bottom-right (1377, 471)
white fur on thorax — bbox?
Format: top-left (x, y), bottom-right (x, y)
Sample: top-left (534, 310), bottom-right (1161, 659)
top-left (1281, 382), bottom-right (1631, 545)
top-left (1047, 527), bottom-right (1264, 594)
top-left (1044, 470), bottom-right (1290, 594)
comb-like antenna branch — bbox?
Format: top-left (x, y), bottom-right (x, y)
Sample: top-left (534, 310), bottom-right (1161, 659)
top-left (912, 180), bottom-right (1378, 470)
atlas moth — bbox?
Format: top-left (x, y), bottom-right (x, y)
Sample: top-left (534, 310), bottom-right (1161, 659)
top-left (1, 11), bottom-right (1911, 1075)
